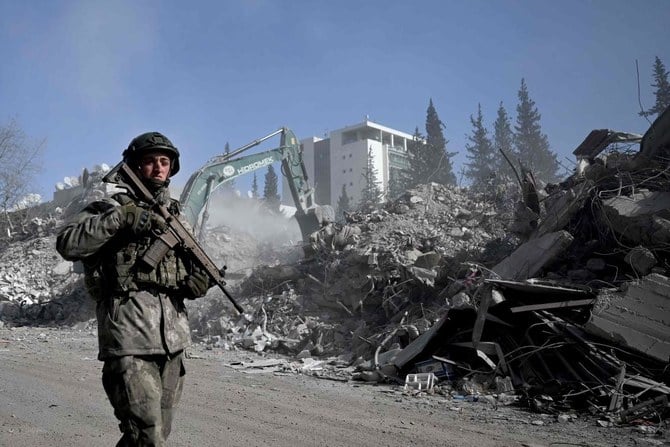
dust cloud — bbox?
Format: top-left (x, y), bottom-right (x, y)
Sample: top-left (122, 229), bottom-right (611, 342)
top-left (202, 190), bottom-right (303, 244)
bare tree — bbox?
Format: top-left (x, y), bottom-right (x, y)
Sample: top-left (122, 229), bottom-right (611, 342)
top-left (0, 118), bottom-right (45, 232)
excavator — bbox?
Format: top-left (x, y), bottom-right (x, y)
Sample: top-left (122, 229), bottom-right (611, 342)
top-left (179, 127), bottom-right (330, 244)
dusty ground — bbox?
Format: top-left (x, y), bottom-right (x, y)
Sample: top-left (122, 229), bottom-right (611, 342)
top-left (1, 326), bottom-right (666, 447)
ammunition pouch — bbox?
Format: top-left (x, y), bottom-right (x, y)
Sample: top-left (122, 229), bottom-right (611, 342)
top-left (100, 235), bottom-right (189, 294)
top-left (139, 230), bottom-right (180, 270)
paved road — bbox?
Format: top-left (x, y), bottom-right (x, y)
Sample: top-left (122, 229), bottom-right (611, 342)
top-left (0, 326), bottom-right (640, 447)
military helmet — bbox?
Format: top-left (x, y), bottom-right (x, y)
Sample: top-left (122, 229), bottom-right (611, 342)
top-left (123, 131), bottom-right (180, 175)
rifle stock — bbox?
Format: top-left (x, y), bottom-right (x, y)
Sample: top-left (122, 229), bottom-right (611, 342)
top-left (103, 161), bottom-right (244, 314)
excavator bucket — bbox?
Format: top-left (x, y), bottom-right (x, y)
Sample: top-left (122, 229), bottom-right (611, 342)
top-left (295, 205), bottom-right (334, 240)
top-left (295, 211), bottom-right (321, 241)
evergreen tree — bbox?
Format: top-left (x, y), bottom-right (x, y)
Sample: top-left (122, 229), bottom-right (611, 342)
top-left (263, 164), bottom-right (281, 213)
top-left (387, 168), bottom-right (411, 200)
top-left (424, 99), bottom-right (457, 185)
top-left (359, 146), bottom-right (382, 211)
top-left (492, 101), bottom-right (516, 181)
top-left (514, 78), bottom-right (560, 183)
top-left (251, 172), bottom-right (259, 198)
top-left (335, 184), bottom-right (351, 222)
top-left (464, 104), bottom-right (495, 190)
top-left (640, 56), bottom-right (670, 118)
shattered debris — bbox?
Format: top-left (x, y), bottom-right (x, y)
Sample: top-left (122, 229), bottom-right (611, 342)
top-left (1, 106), bottom-right (670, 432)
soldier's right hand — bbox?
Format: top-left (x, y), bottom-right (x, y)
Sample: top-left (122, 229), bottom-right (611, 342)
top-left (117, 204), bottom-right (153, 235)
top-left (183, 268), bottom-right (212, 299)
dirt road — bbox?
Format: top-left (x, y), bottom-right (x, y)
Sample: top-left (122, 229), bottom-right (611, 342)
top-left (0, 326), bottom-right (657, 447)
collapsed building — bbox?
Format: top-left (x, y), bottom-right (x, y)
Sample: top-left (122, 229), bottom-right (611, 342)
top-left (191, 107), bottom-right (670, 426)
top-left (0, 107), bottom-right (668, 431)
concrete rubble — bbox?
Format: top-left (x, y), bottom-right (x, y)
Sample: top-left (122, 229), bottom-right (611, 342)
top-left (0, 107), bottom-right (669, 435)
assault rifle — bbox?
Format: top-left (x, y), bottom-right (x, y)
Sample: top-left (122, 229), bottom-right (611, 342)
top-left (103, 161), bottom-right (244, 314)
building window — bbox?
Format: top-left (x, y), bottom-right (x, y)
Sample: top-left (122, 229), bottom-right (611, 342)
top-left (342, 130), bottom-right (357, 145)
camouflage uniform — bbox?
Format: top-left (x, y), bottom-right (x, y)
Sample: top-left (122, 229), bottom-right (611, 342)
top-left (57, 182), bottom-right (201, 446)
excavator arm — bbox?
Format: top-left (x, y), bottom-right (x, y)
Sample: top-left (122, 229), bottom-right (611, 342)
top-left (179, 127), bottom-right (325, 242)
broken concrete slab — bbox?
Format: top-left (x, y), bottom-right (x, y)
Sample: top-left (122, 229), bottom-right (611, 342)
top-left (492, 231), bottom-right (574, 281)
top-left (530, 180), bottom-right (593, 240)
top-left (572, 129), bottom-right (642, 159)
top-left (584, 274), bottom-right (670, 362)
top-left (601, 190), bottom-right (670, 245)
top-left (414, 251), bottom-right (442, 269)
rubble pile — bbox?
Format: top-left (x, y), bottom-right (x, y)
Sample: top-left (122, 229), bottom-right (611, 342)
top-left (0, 232), bottom-right (93, 327)
top-left (59, 164), bottom-right (128, 218)
top-left (381, 112), bottom-right (670, 424)
top-left (190, 108), bottom-right (670, 426)
top-left (0, 108), bottom-right (668, 431)
top-left (0, 164), bottom-right (139, 327)
top-left (188, 182), bottom-right (514, 357)
top-left (0, 236), bottom-right (63, 306)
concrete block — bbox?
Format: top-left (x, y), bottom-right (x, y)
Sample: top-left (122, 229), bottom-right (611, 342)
top-left (52, 261), bottom-right (73, 276)
top-left (624, 246), bottom-right (657, 276)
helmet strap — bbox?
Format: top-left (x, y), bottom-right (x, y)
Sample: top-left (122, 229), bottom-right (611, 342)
top-left (140, 176), bottom-right (170, 194)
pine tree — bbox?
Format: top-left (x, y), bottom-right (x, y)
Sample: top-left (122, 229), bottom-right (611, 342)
top-left (359, 146), bottom-right (382, 211)
top-left (335, 184), bottom-right (351, 222)
top-left (424, 99), bottom-right (457, 185)
top-left (514, 78), bottom-right (560, 183)
top-left (492, 101), bottom-right (516, 181)
top-left (387, 168), bottom-right (411, 200)
top-left (263, 164), bottom-right (280, 213)
top-left (640, 56), bottom-right (670, 118)
top-left (464, 104), bottom-right (495, 190)
top-left (251, 172), bottom-right (259, 198)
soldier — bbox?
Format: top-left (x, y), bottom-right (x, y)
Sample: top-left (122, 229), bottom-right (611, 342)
top-left (56, 132), bottom-right (213, 446)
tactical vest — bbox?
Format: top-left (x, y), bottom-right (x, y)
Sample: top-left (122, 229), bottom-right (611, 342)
top-left (84, 193), bottom-right (191, 299)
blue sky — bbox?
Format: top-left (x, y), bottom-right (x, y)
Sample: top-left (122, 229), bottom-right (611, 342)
top-left (1, 0), bottom-right (668, 200)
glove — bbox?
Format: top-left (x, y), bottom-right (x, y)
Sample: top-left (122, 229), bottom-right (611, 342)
top-left (184, 269), bottom-right (211, 299)
top-left (118, 205), bottom-right (150, 235)
top-left (148, 213), bottom-right (168, 233)
top-left (118, 205), bottom-right (166, 235)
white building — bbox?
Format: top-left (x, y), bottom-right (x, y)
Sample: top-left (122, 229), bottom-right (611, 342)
top-left (287, 119), bottom-right (415, 208)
